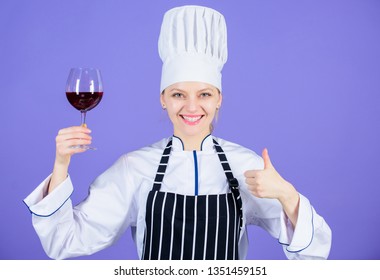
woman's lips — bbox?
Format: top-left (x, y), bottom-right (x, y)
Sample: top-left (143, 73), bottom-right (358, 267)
top-left (180, 115), bottom-right (204, 125)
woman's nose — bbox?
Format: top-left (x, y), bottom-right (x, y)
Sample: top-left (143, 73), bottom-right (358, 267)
top-left (185, 97), bottom-right (199, 112)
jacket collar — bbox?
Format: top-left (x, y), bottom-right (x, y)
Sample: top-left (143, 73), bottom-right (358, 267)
top-left (172, 134), bottom-right (214, 152)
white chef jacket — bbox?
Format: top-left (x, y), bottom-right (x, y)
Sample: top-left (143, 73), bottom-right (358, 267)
top-left (23, 135), bottom-right (332, 260)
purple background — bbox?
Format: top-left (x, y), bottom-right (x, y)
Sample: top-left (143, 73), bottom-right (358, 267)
top-left (1, 0), bottom-right (379, 260)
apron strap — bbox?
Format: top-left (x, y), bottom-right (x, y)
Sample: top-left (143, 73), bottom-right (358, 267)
top-left (213, 138), bottom-right (243, 231)
top-left (152, 139), bottom-right (172, 191)
top-left (213, 139), bottom-right (235, 181)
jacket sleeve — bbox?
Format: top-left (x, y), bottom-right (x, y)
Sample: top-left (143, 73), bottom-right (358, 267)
top-left (242, 189), bottom-right (332, 260)
top-left (23, 155), bottom-right (137, 259)
top-left (278, 194), bottom-right (332, 259)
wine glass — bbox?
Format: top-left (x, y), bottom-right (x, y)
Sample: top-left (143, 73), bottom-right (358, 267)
top-left (66, 67), bottom-right (103, 149)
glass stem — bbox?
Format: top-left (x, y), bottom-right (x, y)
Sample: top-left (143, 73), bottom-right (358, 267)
top-left (81, 111), bottom-right (87, 127)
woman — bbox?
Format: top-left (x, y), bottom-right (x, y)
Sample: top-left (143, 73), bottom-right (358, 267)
top-left (24, 5), bottom-right (332, 260)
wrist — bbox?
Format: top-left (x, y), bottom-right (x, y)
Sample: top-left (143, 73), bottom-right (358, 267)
top-left (278, 182), bottom-right (300, 227)
top-left (54, 154), bottom-right (70, 169)
top-left (49, 160), bottom-right (70, 194)
top-left (279, 182), bottom-right (299, 207)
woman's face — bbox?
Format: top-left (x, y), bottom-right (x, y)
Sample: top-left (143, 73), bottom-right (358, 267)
top-left (161, 81), bottom-right (222, 141)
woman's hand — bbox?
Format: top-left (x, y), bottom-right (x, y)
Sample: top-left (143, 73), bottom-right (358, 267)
top-left (48, 126), bottom-right (92, 194)
top-left (55, 126), bottom-right (92, 166)
top-left (244, 149), bottom-right (300, 227)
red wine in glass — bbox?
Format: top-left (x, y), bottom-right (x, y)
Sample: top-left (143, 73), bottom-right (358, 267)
top-left (66, 91), bottom-right (103, 112)
top-left (66, 67), bottom-right (103, 149)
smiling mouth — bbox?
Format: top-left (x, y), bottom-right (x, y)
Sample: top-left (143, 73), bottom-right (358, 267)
top-left (180, 115), bottom-right (204, 125)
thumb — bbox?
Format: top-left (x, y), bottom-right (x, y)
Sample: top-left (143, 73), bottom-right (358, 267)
top-left (262, 148), bottom-right (273, 169)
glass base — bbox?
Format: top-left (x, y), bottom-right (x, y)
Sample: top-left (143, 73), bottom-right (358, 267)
top-left (70, 145), bottom-right (97, 150)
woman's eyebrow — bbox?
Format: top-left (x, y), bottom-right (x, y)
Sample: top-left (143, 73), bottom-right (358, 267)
top-left (168, 88), bottom-right (186, 93)
top-left (198, 88), bottom-right (214, 92)
top-left (168, 87), bottom-right (214, 93)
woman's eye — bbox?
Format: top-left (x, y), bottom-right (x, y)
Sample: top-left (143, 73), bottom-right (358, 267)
top-left (200, 92), bottom-right (212, 97)
top-left (172, 93), bottom-right (183, 98)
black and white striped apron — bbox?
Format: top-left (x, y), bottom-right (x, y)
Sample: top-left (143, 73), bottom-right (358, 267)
top-left (142, 138), bottom-right (243, 260)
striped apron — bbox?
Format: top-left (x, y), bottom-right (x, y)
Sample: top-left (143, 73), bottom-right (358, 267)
top-left (142, 138), bottom-right (243, 260)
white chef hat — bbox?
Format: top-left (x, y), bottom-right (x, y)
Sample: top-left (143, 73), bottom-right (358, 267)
top-left (158, 5), bottom-right (228, 92)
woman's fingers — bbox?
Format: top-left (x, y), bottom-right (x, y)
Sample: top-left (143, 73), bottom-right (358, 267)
top-left (55, 126), bottom-right (93, 159)
top-left (56, 132), bottom-right (92, 144)
top-left (58, 126), bottom-right (91, 135)
top-left (57, 126), bottom-right (91, 141)
top-left (57, 138), bottom-right (92, 154)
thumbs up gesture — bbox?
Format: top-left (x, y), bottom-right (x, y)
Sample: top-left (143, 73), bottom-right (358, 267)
top-left (244, 148), bottom-right (295, 201)
top-left (244, 148), bottom-right (300, 227)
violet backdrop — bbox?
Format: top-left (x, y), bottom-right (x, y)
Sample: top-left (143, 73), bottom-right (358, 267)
top-left (0, 0), bottom-right (379, 260)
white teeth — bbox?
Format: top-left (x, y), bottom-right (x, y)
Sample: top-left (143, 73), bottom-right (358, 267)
top-left (183, 116), bottom-right (202, 122)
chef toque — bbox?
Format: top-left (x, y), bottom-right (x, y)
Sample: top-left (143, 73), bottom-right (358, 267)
top-left (158, 5), bottom-right (228, 92)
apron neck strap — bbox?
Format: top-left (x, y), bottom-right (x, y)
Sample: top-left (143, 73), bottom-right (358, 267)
top-left (153, 137), bottom-right (238, 191)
